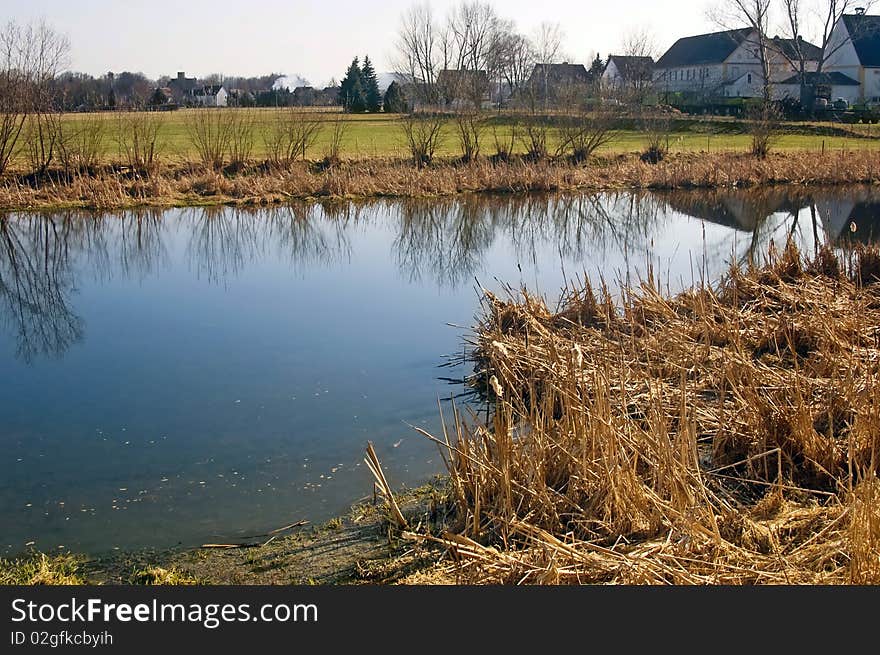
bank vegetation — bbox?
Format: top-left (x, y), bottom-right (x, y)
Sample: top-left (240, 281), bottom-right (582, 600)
top-left (404, 243), bottom-right (880, 584)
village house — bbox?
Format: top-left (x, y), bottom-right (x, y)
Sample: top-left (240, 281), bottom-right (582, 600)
top-left (824, 10), bottom-right (880, 104)
top-left (526, 62), bottom-right (592, 104)
top-left (653, 28), bottom-right (820, 99)
top-left (601, 55), bottom-right (654, 92)
top-left (167, 71), bottom-right (198, 103)
top-left (436, 69), bottom-right (492, 109)
top-left (192, 84), bottom-right (228, 107)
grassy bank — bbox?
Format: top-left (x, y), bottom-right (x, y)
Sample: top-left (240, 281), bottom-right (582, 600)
top-left (4, 149), bottom-right (880, 212)
top-left (408, 243), bottom-right (880, 584)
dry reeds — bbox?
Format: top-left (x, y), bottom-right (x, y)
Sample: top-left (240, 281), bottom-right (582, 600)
top-left (419, 243), bottom-right (880, 584)
top-left (4, 150), bottom-right (880, 212)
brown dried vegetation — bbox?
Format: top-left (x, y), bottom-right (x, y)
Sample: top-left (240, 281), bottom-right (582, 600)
top-left (417, 243), bottom-right (880, 584)
top-left (4, 150), bottom-right (880, 212)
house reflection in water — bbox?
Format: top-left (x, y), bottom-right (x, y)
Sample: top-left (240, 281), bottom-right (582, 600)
top-left (655, 186), bottom-right (880, 254)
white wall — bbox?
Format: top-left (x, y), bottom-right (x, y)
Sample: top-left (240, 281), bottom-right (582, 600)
top-left (825, 19), bottom-right (866, 101)
top-left (653, 63), bottom-right (726, 94)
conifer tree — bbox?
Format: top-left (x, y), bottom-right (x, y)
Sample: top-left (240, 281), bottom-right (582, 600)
top-left (360, 55), bottom-right (382, 112)
top-left (339, 57), bottom-right (366, 112)
top-left (383, 81), bottom-right (408, 113)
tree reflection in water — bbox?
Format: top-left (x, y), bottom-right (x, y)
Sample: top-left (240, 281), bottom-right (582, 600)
top-left (0, 214), bottom-right (84, 362)
top-left (4, 187), bottom-right (880, 363)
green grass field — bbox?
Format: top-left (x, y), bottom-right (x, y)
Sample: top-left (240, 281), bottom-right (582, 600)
top-left (16, 107), bottom-right (880, 167)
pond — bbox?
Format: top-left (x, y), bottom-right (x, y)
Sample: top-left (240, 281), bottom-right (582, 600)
top-left (2, 187), bottom-right (877, 554)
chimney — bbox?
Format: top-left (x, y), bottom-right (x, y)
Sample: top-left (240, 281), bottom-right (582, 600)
top-left (177, 72), bottom-right (185, 80)
top-left (856, 6), bottom-right (866, 14)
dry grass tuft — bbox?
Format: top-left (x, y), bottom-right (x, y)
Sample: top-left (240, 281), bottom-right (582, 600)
top-left (129, 566), bottom-right (200, 585)
top-left (0, 553), bottom-right (86, 585)
top-left (418, 243), bottom-right (880, 584)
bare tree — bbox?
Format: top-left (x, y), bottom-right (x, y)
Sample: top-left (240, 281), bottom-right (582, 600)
top-left (23, 21), bottom-right (69, 175)
top-left (534, 22), bottom-right (566, 66)
top-left (776, 0), bottom-right (876, 110)
top-left (495, 31), bottom-right (536, 105)
top-left (614, 27), bottom-right (660, 105)
top-left (0, 20), bottom-right (69, 176)
top-left (530, 22), bottom-right (569, 110)
top-left (394, 3), bottom-right (441, 106)
top-left (453, 111), bottom-right (485, 161)
top-left (441, 2), bottom-right (505, 107)
top-left (711, 0), bottom-right (774, 104)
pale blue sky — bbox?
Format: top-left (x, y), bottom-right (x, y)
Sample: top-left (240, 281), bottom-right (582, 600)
top-left (3, 1), bottom-right (718, 84)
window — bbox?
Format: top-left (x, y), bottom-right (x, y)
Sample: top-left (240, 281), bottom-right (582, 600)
top-left (747, 73), bottom-right (752, 84)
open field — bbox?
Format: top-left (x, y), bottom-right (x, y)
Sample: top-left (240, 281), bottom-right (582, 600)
top-left (4, 108), bottom-right (880, 211)
top-left (7, 107), bottom-right (880, 170)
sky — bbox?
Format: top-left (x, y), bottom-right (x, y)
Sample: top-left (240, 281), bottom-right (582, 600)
top-left (2, 0), bottom-right (721, 85)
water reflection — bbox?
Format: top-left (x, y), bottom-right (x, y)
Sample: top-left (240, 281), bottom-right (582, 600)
top-left (6, 186), bottom-right (880, 553)
top-left (2, 187), bottom-right (879, 363)
top-left (0, 215), bottom-right (84, 362)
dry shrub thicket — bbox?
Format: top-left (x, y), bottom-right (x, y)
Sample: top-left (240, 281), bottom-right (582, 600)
top-left (415, 243), bottom-right (880, 584)
top-left (400, 114), bottom-right (446, 167)
top-left (263, 108), bottom-right (321, 168)
top-left (555, 110), bottom-right (618, 163)
top-left (453, 112), bottom-right (485, 163)
top-left (115, 112), bottom-right (163, 175)
top-left (185, 109), bottom-right (236, 170)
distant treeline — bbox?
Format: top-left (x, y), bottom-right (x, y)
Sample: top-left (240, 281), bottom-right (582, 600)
top-left (50, 71), bottom-right (340, 111)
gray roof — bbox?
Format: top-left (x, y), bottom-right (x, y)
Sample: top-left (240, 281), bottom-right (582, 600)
top-left (778, 71), bottom-right (861, 86)
top-left (656, 28), bottom-right (820, 68)
top-left (656, 28), bottom-right (752, 67)
top-left (528, 63), bottom-right (591, 84)
top-left (770, 36), bottom-right (822, 62)
top-left (193, 84), bottom-right (225, 96)
top-left (606, 55), bottom-right (654, 80)
top-left (842, 14), bottom-right (880, 67)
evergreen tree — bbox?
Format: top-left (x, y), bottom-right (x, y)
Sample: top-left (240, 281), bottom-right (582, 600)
top-left (589, 54), bottom-right (605, 83)
top-left (339, 57), bottom-right (366, 112)
top-left (382, 81), bottom-right (408, 113)
top-left (348, 76), bottom-right (367, 113)
top-left (360, 55), bottom-right (382, 112)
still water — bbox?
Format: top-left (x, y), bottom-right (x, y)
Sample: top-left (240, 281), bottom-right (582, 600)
top-left (1, 187), bottom-right (876, 554)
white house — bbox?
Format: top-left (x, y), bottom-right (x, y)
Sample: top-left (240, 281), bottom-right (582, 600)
top-left (601, 55), bottom-right (654, 92)
top-left (825, 11), bottom-right (880, 103)
top-left (654, 28), bottom-right (820, 99)
top-left (192, 85), bottom-right (228, 107)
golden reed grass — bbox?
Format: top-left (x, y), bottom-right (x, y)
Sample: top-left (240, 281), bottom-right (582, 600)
top-left (3, 150), bottom-right (880, 211)
top-left (414, 243), bottom-right (880, 584)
